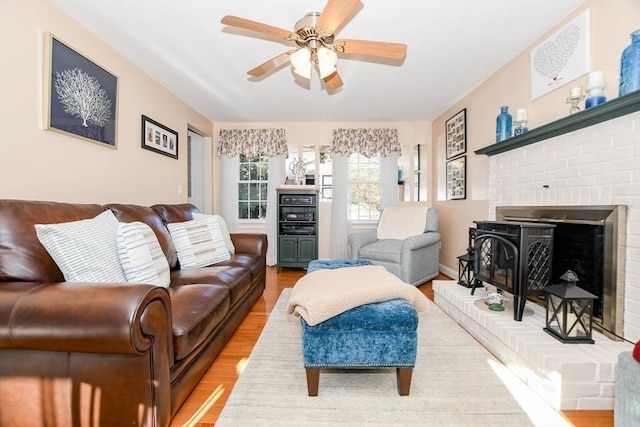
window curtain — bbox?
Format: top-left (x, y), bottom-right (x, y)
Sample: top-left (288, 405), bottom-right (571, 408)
top-left (217, 128), bottom-right (287, 157)
top-left (218, 128), bottom-right (287, 266)
top-left (219, 154), bottom-right (240, 234)
top-left (265, 154), bottom-right (286, 265)
top-left (380, 151), bottom-right (400, 209)
top-left (330, 154), bottom-right (349, 259)
top-left (329, 128), bottom-right (401, 258)
top-left (330, 128), bottom-right (401, 158)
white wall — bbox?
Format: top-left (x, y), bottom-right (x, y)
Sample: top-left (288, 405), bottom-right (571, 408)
top-left (0, 1), bottom-right (213, 205)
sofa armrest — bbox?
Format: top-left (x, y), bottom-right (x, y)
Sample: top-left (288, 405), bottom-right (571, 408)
top-left (348, 231), bottom-right (378, 259)
top-left (231, 233), bottom-right (268, 258)
top-left (0, 282), bottom-right (172, 355)
top-left (402, 231), bottom-right (442, 251)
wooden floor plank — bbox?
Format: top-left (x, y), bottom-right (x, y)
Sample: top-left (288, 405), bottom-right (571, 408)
top-left (170, 267), bottom-right (613, 427)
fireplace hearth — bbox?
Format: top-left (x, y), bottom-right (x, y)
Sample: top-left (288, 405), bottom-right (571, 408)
top-left (495, 205), bottom-right (626, 340)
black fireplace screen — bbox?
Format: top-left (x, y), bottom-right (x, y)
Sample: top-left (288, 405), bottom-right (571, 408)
top-left (472, 221), bottom-right (555, 321)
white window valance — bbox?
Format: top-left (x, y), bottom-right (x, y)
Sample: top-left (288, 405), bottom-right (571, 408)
top-left (330, 128), bottom-right (401, 158)
top-left (217, 128), bottom-right (288, 157)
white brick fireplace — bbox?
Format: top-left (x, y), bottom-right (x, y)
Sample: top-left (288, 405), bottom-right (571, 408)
top-left (487, 111), bottom-right (640, 343)
top-left (434, 110), bottom-right (639, 410)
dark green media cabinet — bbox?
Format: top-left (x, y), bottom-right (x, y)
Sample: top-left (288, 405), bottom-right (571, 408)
top-left (277, 188), bottom-right (318, 272)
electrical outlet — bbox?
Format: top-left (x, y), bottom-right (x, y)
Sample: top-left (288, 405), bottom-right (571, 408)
top-left (177, 185), bottom-right (183, 196)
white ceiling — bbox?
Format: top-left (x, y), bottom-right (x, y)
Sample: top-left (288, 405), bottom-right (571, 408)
top-left (50, 0), bottom-right (585, 123)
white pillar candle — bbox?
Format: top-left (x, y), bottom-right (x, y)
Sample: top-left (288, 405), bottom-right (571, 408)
top-left (515, 108), bottom-right (528, 122)
top-left (587, 71), bottom-right (604, 88)
top-left (586, 71), bottom-right (605, 95)
top-left (566, 312), bottom-right (578, 337)
top-left (570, 86), bottom-right (582, 97)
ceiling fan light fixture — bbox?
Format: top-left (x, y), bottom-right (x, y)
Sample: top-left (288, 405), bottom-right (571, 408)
top-left (317, 46), bottom-right (338, 78)
top-left (291, 47), bottom-right (312, 79)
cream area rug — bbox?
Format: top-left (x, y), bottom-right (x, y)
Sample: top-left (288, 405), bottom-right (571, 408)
top-left (216, 289), bottom-right (569, 427)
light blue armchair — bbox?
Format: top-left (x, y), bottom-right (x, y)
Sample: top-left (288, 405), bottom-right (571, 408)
top-left (348, 207), bottom-right (441, 286)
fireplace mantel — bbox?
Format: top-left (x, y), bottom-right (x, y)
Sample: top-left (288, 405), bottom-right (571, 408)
top-left (475, 91), bottom-right (640, 156)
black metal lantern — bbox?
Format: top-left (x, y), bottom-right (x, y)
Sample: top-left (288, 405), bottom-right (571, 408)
top-left (543, 270), bottom-right (598, 344)
top-left (457, 227), bottom-right (476, 288)
top-left (457, 250), bottom-right (474, 288)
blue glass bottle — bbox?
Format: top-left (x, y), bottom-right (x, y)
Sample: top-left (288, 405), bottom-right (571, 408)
top-left (619, 29), bottom-right (640, 96)
top-left (496, 106), bottom-right (512, 143)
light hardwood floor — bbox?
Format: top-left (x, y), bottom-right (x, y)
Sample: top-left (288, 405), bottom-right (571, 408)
top-left (170, 267), bottom-right (614, 427)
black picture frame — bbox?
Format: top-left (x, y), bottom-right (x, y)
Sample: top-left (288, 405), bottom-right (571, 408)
top-left (141, 115), bottom-right (179, 159)
top-left (445, 108), bottom-right (466, 160)
top-left (44, 33), bottom-right (118, 147)
top-left (446, 156), bottom-right (466, 200)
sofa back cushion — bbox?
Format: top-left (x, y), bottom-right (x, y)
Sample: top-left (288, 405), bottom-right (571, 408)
top-left (151, 204), bottom-right (200, 224)
top-left (0, 200), bottom-right (106, 282)
top-left (106, 204), bottom-right (179, 269)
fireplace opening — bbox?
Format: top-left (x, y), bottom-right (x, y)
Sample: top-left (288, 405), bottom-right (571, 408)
top-left (495, 205), bottom-right (626, 341)
top-left (552, 222), bottom-right (603, 319)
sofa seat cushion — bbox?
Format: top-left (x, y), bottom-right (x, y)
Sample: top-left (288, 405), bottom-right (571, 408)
top-left (358, 240), bottom-right (403, 264)
top-left (216, 253), bottom-right (266, 286)
top-left (169, 283), bottom-right (230, 361)
top-left (170, 266), bottom-right (253, 308)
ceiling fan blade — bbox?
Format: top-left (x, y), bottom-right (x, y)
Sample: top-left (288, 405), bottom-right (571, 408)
top-left (221, 15), bottom-right (293, 40)
top-left (323, 71), bottom-right (343, 90)
top-left (317, 0), bottom-right (362, 34)
top-left (339, 39), bottom-right (407, 59)
top-left (247, 52), bottom-right (291, 77)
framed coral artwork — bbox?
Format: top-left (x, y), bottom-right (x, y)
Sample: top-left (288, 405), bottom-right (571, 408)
top-left (44, 33), bottom-right (118, 147)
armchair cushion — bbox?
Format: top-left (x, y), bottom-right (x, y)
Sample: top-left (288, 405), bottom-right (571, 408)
top-left (358, 240), bottom-right (403, 263)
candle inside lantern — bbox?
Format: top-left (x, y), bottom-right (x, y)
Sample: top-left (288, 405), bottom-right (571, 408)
top-left (570, 86), bottom-right (583, 97)
top-left (515, 108), bottom-right (528, 122)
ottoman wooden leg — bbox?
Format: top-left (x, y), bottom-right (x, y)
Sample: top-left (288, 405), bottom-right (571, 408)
top-left (397, 367), bottom-right (413, 396)
top-left (306, 368), bottom-right (320, 396)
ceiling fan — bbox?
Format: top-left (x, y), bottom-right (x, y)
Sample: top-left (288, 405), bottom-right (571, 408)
top-left (221, 0), bottom-right (407, 91)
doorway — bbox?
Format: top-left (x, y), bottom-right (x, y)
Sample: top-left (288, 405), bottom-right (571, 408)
top-left (188, 129), bottom-right (205, 211)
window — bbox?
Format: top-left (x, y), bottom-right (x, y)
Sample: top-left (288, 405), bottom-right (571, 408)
top-left (348, 153), bottom-right (381, 221)
top-left (238, 154), bottom-right (268, 219)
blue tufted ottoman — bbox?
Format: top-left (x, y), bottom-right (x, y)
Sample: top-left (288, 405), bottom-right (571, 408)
top-left (301, 260), bottom-right (418, 396)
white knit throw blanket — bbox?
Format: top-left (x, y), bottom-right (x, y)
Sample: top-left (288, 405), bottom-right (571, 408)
top-left (286, 265), bottom-right (430, 326)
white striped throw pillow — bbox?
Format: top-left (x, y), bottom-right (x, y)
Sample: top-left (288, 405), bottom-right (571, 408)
top-left (117, 222), bottom-right (170, 287)
top-left (167, 218), bottom-right (230, 269)
top-left (35, 209), bottom-right (127, 283)
top-left (192, 213), bottom-right (235, 254)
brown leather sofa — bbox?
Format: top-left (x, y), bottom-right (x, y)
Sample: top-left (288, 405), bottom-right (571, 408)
top-left (0, 200), bottom-right (267, 427)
